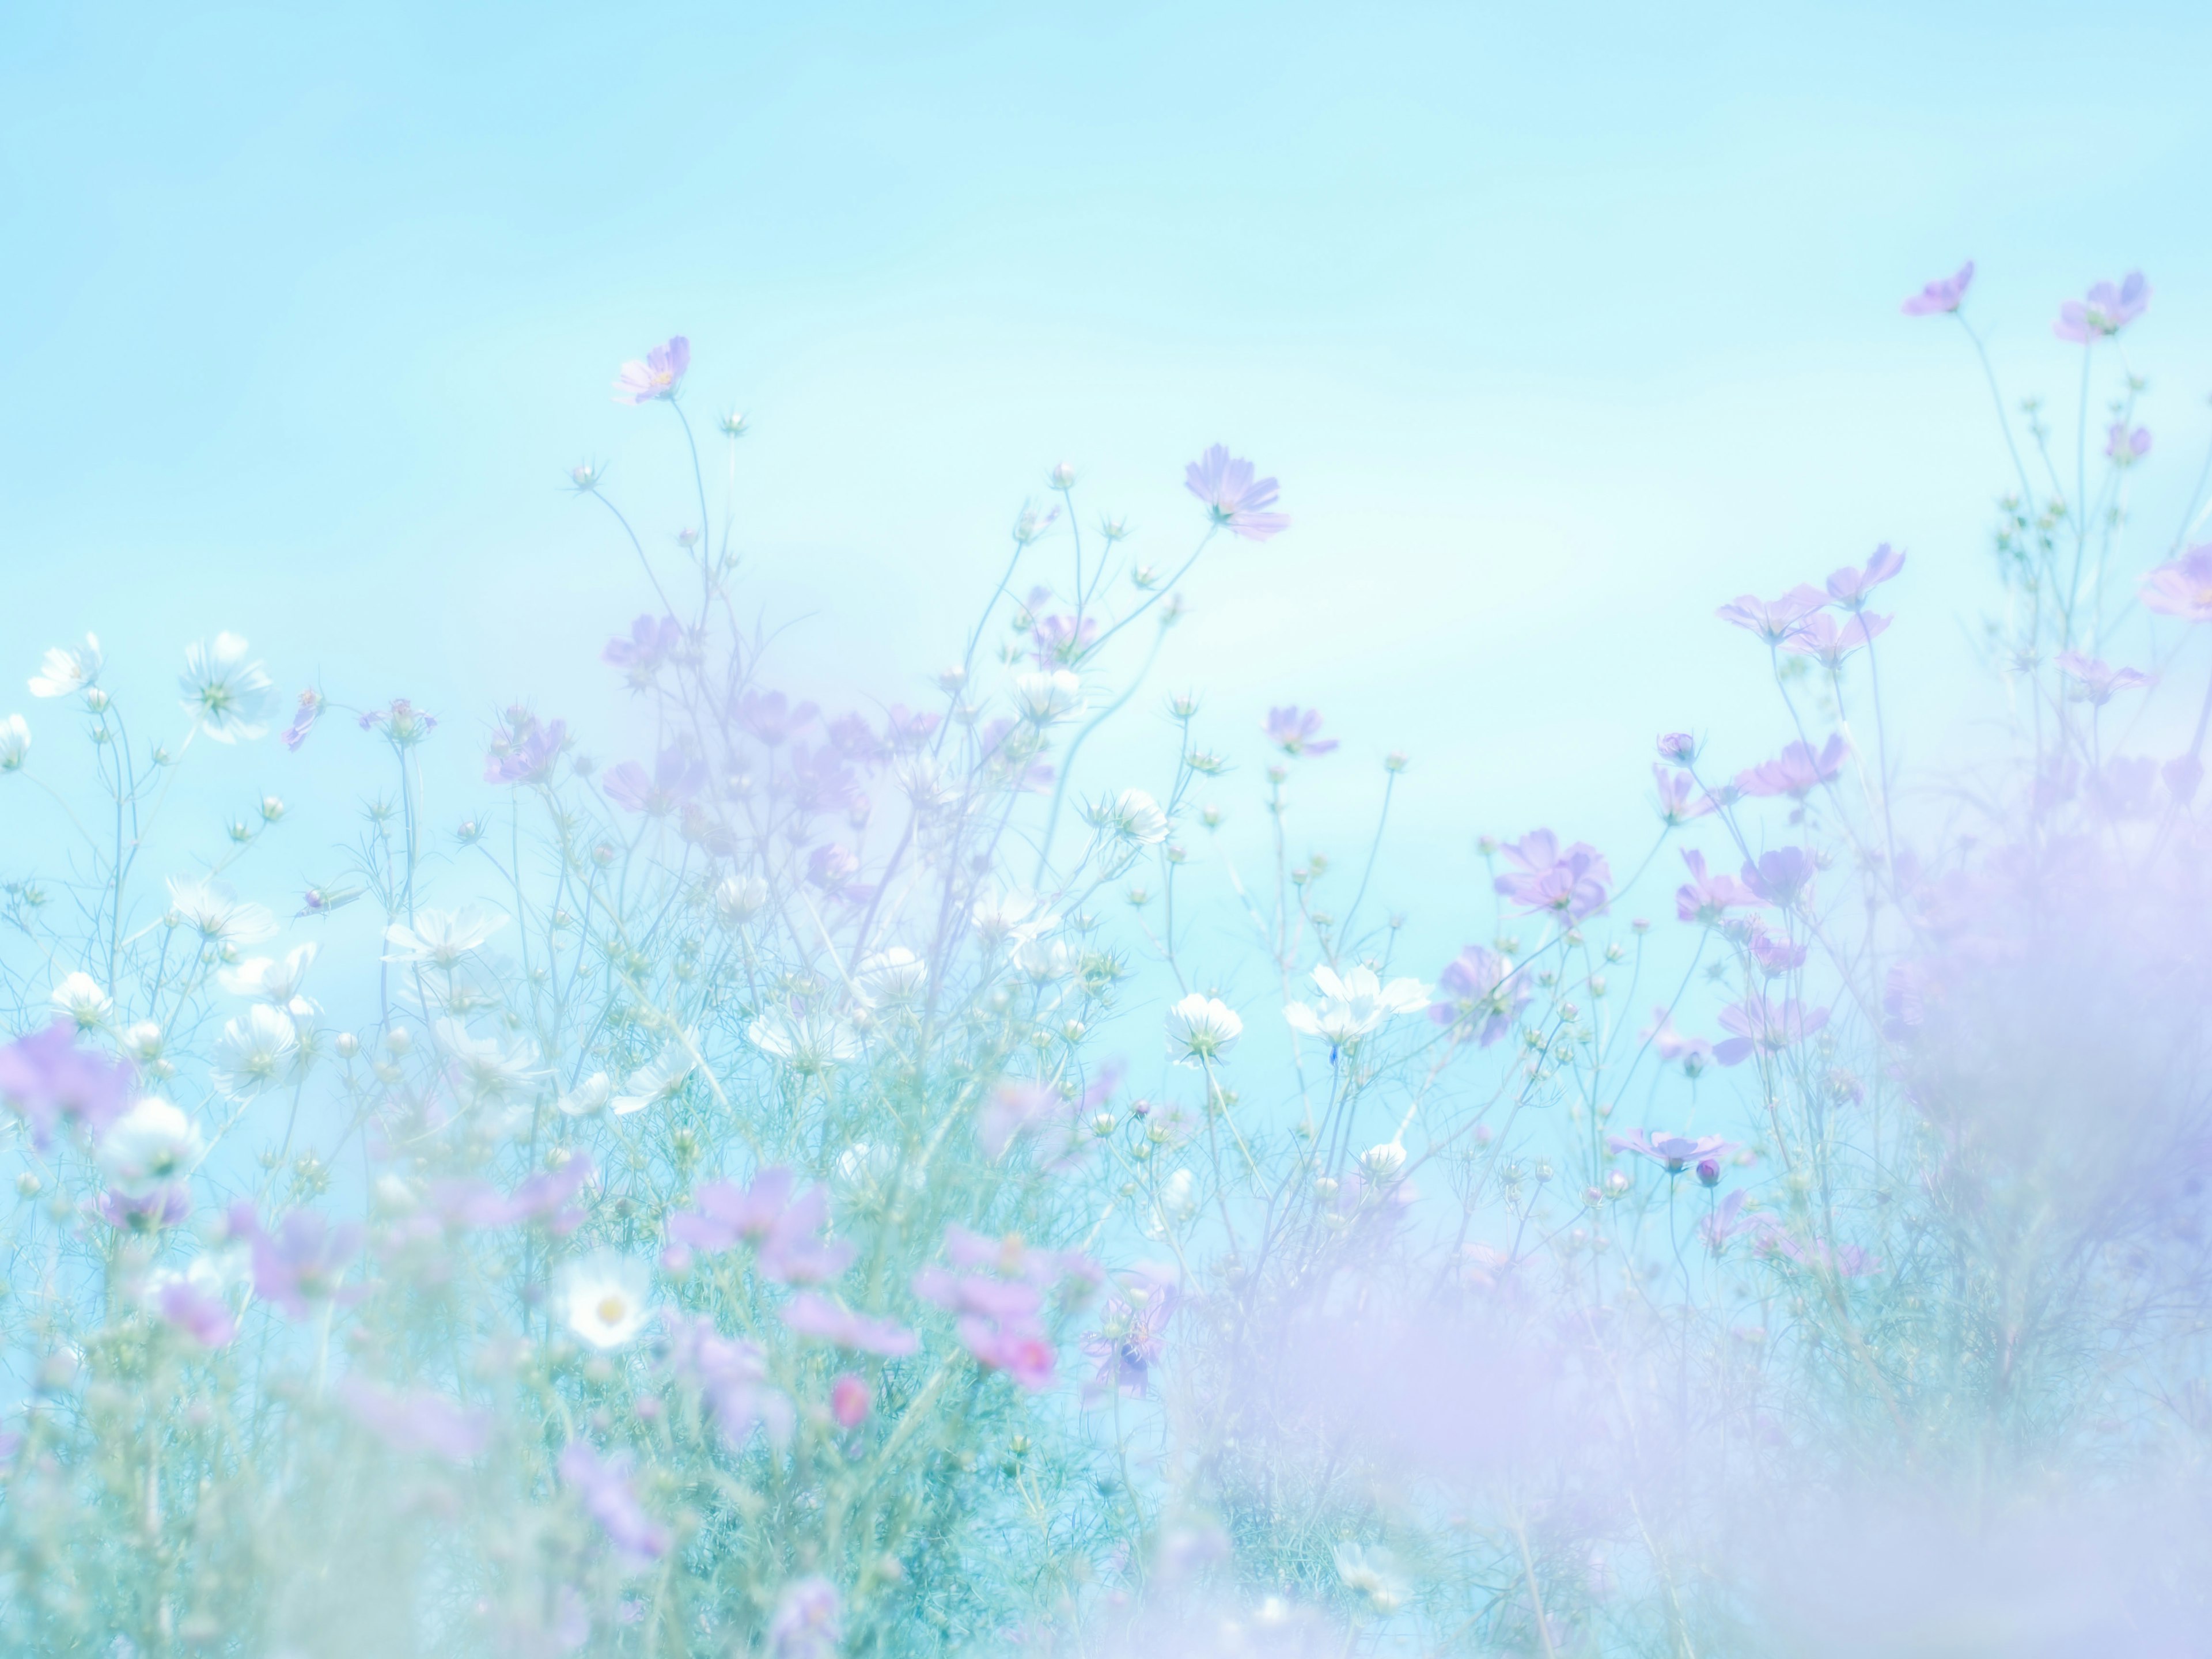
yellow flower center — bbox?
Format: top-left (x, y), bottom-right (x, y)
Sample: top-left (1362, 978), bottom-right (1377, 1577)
top-left (596, 1294), bottom-right (628, 1326)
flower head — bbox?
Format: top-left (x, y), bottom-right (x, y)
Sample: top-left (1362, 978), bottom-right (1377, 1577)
top-left (603, 744), bottom-right (704, 816)
top-left (1608, 1128), bottom-right (1738, 1175)
top-left (50, 971), bottom-right (112, 1032)
top-left (1284, 963), bottom-right (1428, 1050)
top-left (339, 1380), bottom-right (492, 1465)
top-left (237, 1203), bottom-right (363, 1318)
top-left (1736, 734), bottom-right (1847, 800)
top-left (1781, 611), bottom-right (1891, 670)
top-left (1493, 830), bottom-right (1611, 921)
top-left (166, 877), bottom-right (276, 946)
top-left (1093, 787), bottom-right (1168, 846)
top-left (1900, 260), bottom-right (1974, 316)
top-left (1427, 946), bottom-right (1527, 1047)
top-left (1265, 704), bottom-right (1338, 756)
top-left (1184, 444), bottom-right (1288, 541)
top-left (558, 1440), bottom-right (669, 1565)
top-left (2053, 271), bottom-right (2149, 342)
top-left (782, 1291), bottom-right (919, 1357)
top-left (179, 633), bottom-right (274, 743)
top-left (1826, 544), bottom-right (1904, 608)
top-left (558, 1249), bottom-right (652, 1350)
top-left (612, 335), bottom-right (690, 403)
top-left (1717, 586), bottom-right (1826, 646)
top-left (211, 1004), bottom-right (298, 1099)
top-left (2140, 546), bottom-right (2212, 622)
top-left (97, 1097), bottom-right (204, 1194)
top-left (0, 1020), bottom-right (134, 1146)
top-left (0, 714), bottom-right (26, 772)
top-left (768, 1577), bottom-right (843, 1659)
top-left (2054, 650), bottom-right (2152, 704)
top-left (1714, 996), bottom-right (1829, 1065)
top-left (2106, 422), bottom-right (2152, 465)
top-left (29, 634), bottom-right (101, 699)
top-left (1165, 993), bottom-right (1242, 1063)
top-left (382, 906), bottom-right (507, 967)
top-left (610, 1041), bottom-right (695, 1117)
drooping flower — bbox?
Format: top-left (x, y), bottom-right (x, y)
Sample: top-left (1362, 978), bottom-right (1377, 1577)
top-left (1900, 260), bottom-right (1974, 316)
top-left (781, 1291), bottom-right (919, 1357)
top-left (1283, 964), bottom-right (1429, 1051)
top-left (1184, 444), bottom-right (1289, 541)
top-left (1492, 830), bottom-right (1611, 921)
top-left (2139, 546), bottom-right (2212, 622)
top-left (179, 632), bottom-right (274, 743)
top-left (97, 1097), bottom-right (204, 1194)
top-left (1608, 1128), bottom-right (1740, 1174)
top-left (1427, 946), bottom-right (1527, 1047)
top-left (29, 634), bottom-right (101, 699)
top-left (612, 335), bottom-right (690, 404)
top-left (556, 1251), bottom-right (652, 1350)
top-left (1164, 994), bottom-right (1242, 1064)
top-left (2052, 271), bottom-right (2149, 342)
top-left (1736, 734), bottom-right (1847, 800)
top-left (0, 1020), bottom-right (134, 1145)
top-left (2106, 422), bottom-right (2152, 465)
top-left (2054, 651), bottom-right (2152, 704)
top-left (339, 1380), bottom-right (493, 1465)
top-left (210, 1004), bottom-right (298, 1099)
top-left (603, 614), bottom-right (685, 686)
top-left (382, 906), bottom-right (507, 967)
top-left (558, 1440), bottom-right (669, 1565)
top-left (1264, 704), bottom-right (1338, 756)
top-left (1781, 611), bottom-right (1891, 670)
top-left (603, 745), bottom-right (704, 816)
top-left (1826, 544), bottom-right (1905, 608)
top-left (1717, 586), bottom-right (1827, 645)
top-left (767, 1577), bottom-right (843, 1659)
top-left (1713, 997), bottom-right (1830, 1066)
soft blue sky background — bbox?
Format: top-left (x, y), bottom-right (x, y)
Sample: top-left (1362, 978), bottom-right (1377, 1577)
top-left (5, 0), bottom-right (2211, 942)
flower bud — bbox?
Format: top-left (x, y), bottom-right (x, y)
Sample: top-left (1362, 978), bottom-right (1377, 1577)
top-left (1696, 1158), bottom-right (1721, 1187)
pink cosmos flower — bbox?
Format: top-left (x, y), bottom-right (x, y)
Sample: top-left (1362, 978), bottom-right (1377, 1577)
top-left (1826, 544), bottom-right (1904, 609)
top-left (2139, 546), bottom-right (2212, 622)
top-left (2052, 272), bottom-right (2149, 342)
top-left (0, 1020), bottom-right (134, 1147)
top-left (781, 1292), bottom-right (919, 1357)
top-left (1427, 945), bottom-right (1527, 1047)
top-left (558, 1440), bottom-right (669, 1565)
top-left (485, 713), bottom-right (568, 785)
top-left (830, 1373), bottom-right (872, 1429)
top-left (1492, 830), bottom-right (1612, 921)
top-left (612, 336), bottom-right (690, 404)
top-left (1654, 764), bottom-right (1716, 825)
top-left (1184, 444), bottom-right (1288, 541)
top-left (1714, 996), bottom-right (1830, 1066)
top-left (1736, 734), bottom-right (1847, 800)
top-left (2106, 422), bottom-right (2152, 464)
top-left (660, 1311), bottom-right (793, 1446)
top-left (100, 1184), bottom-right (191, 1233)
top-left (1264, 704), bottom-right (1337, 756)
top-left (666, 1171), bottom-right (855, 1284)
top-left (2054, 651), bottom-right (2152, 704)
top-left (1608, 1129), bottom-right (1739, 1174)
top-left (1781, 611), bottom-right (1891, 671)
top-left (1740, 846), bottom-right (1817, 909)
top-left (735, 688), bottom-right (820, 747)
top-left (1717, 585), bottom-right (1827, 645)
top-left (233, 1203), bottom-right (363, 1319)
top-left (603, 745), bottom-right (704, 816)
top-left (1676, 848), bottom-right (1756, 924)
top-left (1900, 260), bottom-right (1974, 316)
top-left (603, 614), bottom-right (684, 682)
top-left (157, 1279), bottom-right (238, 1349)
top-left (339, 1379), bottom-right (492, 1464)
top-left (1642, 1009), bottom-right (1715, 1074)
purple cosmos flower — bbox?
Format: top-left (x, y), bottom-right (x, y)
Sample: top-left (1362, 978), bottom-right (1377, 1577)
top-left (1264, 704), bottom-right (1337, 757)
top-left (1080, 1264), bottom-right (1179, 1402)
top-left (1184, 444), bottom-right (1289, 541)
top-left (1741, 846), bottom-right (1816, 909)
top-left (1608, 1129), bottom-right (1739, 1174)
top-left (805, 843), bottom-right (864, 899)
top-left (235, 1203), bottom-right (363, 1319)
top-left (357, 699), bottom-right (436, 744)
top-left (603, 745), bottom-right (704, 816)
top-left (100, 1184), bottom-right (191, 1233)
top-left (768, 1577), bottom-right (843, 1659)
top-left (2139, 546), bottom-right (2212, 622)
top-left (2052, 272), bottom-right (2149, 342)
top-left (427, 1154), bottom-right (594, 1234)
top-left (824, 712), bottom-right (887, 765)
top-left (736, 689), bottom-right (819, 747)
top-left (1676, 848), bottom-right (1757, 924)
top-left (1827, 544), bottom-right (1904, 609)
top-left (1900, 260), bottom-right (1974, 316)
top-left (781, 1291), bottom-right (919, 1357)
top-left (603, 614), bottom-right (684, 683)
top-left (1698, 1189), bottom-right (1763, 1249)
top-left (666, 1171), bottom-right (855, 1284)
top-left (660, 1312), bottom-right (793, 1446)
top-left (1746, 921), bottom-right (1808, 974)
top-left (612, 336), bottom-right (690, 404)
top-left (339, 1379), bottom-right (492, 1465)
top-left (1030, 613), bottom-right (1100, 666)
top-left (1493, 830), bottom-right (1612, 921)
top-left (1642, 1009), bottom-right (1714, 1075)
top-left (1736, 734), bottom-right (1847, 800)
top-left (280, 690), bottom-right (323, 752)
top-left (485, 714), bottom-right (568, 785)
top-left (1427, 946), bottom-right (1528, 1047)
top-left (1717, 585), bottom-right (1827, 645)
top-left (0, 1021), bottom-right (134, 1148)
top-left (2106, 422), bottom-right (2152, 465)
top-left (885, 704), bottom-right (939, 750)
top-left (157, 1279), bottom-right (238, 1349)
top-left (1781, 611), bottom-right (1891, 670)
top-left (2054, 651), bottom-right (2152, 704)
top-left (558, 1440), bottom-right (669, 1565)
top-left (1654, 764), bottom-right (1715, 825)
top-left (1714, 997), bottom-right (1829, 1066)
top-left (1657, 732), bottom-right (1699, 764)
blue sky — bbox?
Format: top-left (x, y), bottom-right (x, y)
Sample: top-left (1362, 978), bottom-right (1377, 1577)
top-left (5, 0), bottom-right (2210, 936)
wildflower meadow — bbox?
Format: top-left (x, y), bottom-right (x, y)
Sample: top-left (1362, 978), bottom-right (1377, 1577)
top-left (4, 264), bottom-right (2211, 1657)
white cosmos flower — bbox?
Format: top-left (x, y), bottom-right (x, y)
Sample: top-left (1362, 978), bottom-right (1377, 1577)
top-left (747, 1008), bottom-right (862, 1076)
top-left (1144, 1168), bottom-right (1199, 1239)
top-left (211, 1004), bottom-right (298, 1099)
top-left (383, 906), bottom-right (507, 967)
top-left (895, 754), bottom-right (953, 816)
top-left (0, 714), bottom-right (28, 772)
top-left (714, 873), bottom-right (768, 929)
top-left (1361, 1140), bottom-right (1409, 1181)
top-left (1165, 993), bottom-right (1243, 1063)
top-left (1012, 669), bottom-right (1082, 724)
top-left (120, 1021), bottom-right (166, 1065)
top-left (97, 1097), bottom-right (206, 1194)
top-left (29, 635), bottom-right (100, 699)
top-left (557, 1250), bottom-right (652, 1350)
top-left (556, 1071), bottom-right (612, 1117)
top-left (166, 877), bottom-right (278, 946)
top-left (1013, 937), bottom-right (1073, 984)
top-left (611, 1041), bottom-right (696, 1117)
top-left (1283, 964), bottom-right (1430, 1049)
top-left (50, 971), bottom-right (112, 1031)
top-left (1093, 788), bottom-right (1168, 846)
top-left (858, 947), bottom-right (928, 1006)
top-left (218, 942), bottom-right (321, 1017)
top-left (971, 887), bottom-right (1054, 949)
top-left (179, 632), bottom-right (274, 743)
top-left (434, 1017), bottom-right (544, 1102)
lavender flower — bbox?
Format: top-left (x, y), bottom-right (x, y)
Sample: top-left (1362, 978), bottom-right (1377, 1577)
top-left (603, 745), bottom-right (704, 816)
top-left (1608, 1129), bottom-right (1739, 1174)
top-left (2139, 546), bottom-right (2212, 622)
top-left (280, 690), bottom-right (323, 752)
top-left (2052, 271), bottom-right (2149, 342)
top-left (767, 1577), bottom-right (842, 1659)
top-left (1736, 734), bottom-right (1847, 800)
top-left (1492, 830), bottom-right (1612, 921)
top-left (1265, 705), bottom-right (1337, 756)
top-left (1642, 1009), bottom-right (1715, 1074)
top-left (1714, 996), bottom-right (1830, 1066)
top-left (1184, 444), bottom-right (1289, 541)
top-left (1676, 848), bottom-right (1757, 924)
top-left (661, 1312), bottom-right (791, 1446)
top-left (557, 1440), bottom-right (669, 1565)
top-left (154, 1278), bottom-right (238, 1348)
top-left (1900, 260), bottom-right (1974, 316)
top-left (1825, 544), bottom-right (1904, 608)
top-left (603, 614), bottom-right (684, 684)
top-left (1654, 763), bottom-right (1715, 825)
top-left (1427, 946), bottom-right (1527, 1047)
top-left (781, 1291), bottom-right (919, 1357)
top-left (1740, 846), bottom-right (1816, 908)
top-left (2054, 651), bottom-right (2151, 704)
top-left (0, 1020), bottom-right (134, 1147)
top-left (735, 688), bottom-right (819, 745)
top-left (1717, 585), bottom-right (1826, 645)
top-left (612, 336), bottom-right (690, 403)
top-left (2105, 422), bottom-right (2152, 465)
top-left (1781, 611), bottom-right (1890, 669)
top-left (237, 1205), bottom-right (363, 1318)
